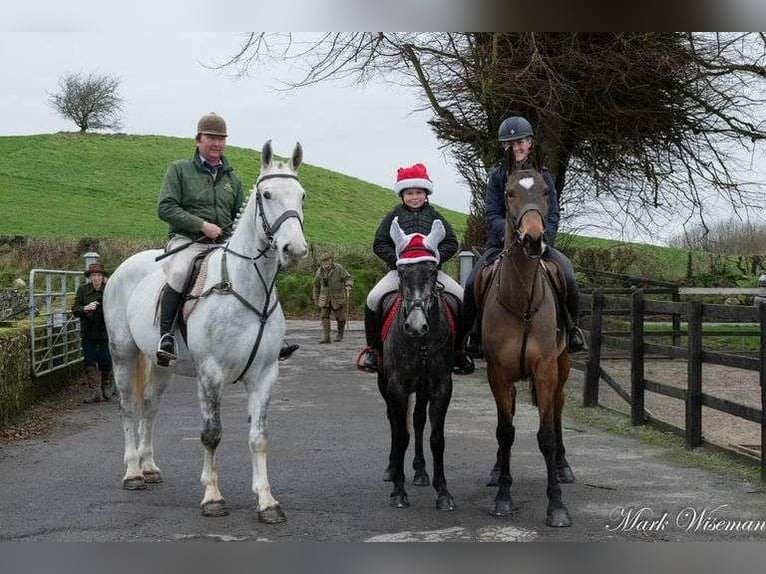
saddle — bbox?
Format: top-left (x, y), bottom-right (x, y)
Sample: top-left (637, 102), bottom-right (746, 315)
top-left (474, 255), bottom-right (569, 334)
top-left (155, 251), bottom-right (215, 342)
top-left (379, 291), bottom-right (458, 343)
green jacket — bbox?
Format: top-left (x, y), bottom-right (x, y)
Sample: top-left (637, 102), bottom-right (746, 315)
top-left (72, 282), bottom-right (107, 340)
top-left (313, 263), bottom-right (353, 309)
top-left (157, 150), bottom-right (244, 240)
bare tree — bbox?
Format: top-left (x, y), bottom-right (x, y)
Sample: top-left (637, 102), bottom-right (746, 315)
top-left (49, 72), bottom-right (124, 133)
top-left (218, 33), bottom-right (766, 245)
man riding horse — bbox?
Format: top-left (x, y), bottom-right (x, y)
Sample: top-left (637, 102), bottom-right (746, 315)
top-left (358, 163), bottom-right (474, 376)
top-left (156, 113), bottom-right (298, 365)
top-left (462, 116), bottom-right (587, 357)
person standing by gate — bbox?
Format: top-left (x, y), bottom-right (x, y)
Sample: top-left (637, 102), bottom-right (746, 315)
top-left (313, 253), bottom-right (353, 343)
top-left (72, 263), bottom-right (112, 403)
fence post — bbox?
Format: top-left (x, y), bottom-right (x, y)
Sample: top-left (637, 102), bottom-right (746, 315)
top-left (686, 301), bottom-right (703, 449)
top-left (583, 289), bottom-right (603, 407)
top-left (631, 289), bottom-right (645, 425)
top-left (760, 302), bottom-right (765, 481)
top-left (672, 287), bottom-right (681, 348)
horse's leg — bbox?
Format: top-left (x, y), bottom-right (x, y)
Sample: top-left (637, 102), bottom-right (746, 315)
top-left (429, 374), bottom-right (455, 511)
top-left (198, 376), bottom-right (228, 517)
top-left (137, 364), bottom-right (172, 484)
top-left (378, 373), bottom-right (394, 482)
top-left (246, 362), bottom-right (286, 524)
top-left (534, 359), bottom-right (572, 527)
top-left (487, 385), bottom-right (516, 487)
top-left (388, 387), bottom-right (410, 509)
top-left (412, 391), bottom-right (430, 487)
top-left (115, 350), bottom-right (147, 490)
top-left (555, 352), bottom-right (575, 484)
top-left (487, 363), bottom-right (516, 517)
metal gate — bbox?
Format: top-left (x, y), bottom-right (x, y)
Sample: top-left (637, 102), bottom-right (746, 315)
top-left (28, 269), bottom-right (85, 377)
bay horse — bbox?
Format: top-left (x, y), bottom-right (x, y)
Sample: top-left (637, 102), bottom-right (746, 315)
top-left (103, 141), bottom-right (307, 523)
top-left (477, 168), bottom-right (574, 528)
top-left (378, 219), bottom-right (456, 511)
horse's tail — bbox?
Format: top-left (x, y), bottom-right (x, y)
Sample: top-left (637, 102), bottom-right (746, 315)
top-left (131, 352), bottom-right (150, 409)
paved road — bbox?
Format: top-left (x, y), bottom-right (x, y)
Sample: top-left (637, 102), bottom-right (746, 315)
top-left (1, 321), bottom-right (765, 541)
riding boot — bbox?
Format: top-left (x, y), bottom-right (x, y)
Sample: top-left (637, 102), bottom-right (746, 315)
top-left (157, 286), bottom-right (183, 366)
top-left (319, 318), bottom-right (332, 344)
top-left (83, 365), bottom-right (102, 404)
top-left (100, 366), bottom-right (113, 401)
top-left (565, 287), bottom-right (588, 353)
top-left (358, 305), bottom-right (380, 372)
top-left (452, 307), bottom-right (475, 375)
top-left (334, 320), bottom-right (346, 342)
top-left (465, 303), bottom-right (484, 359)
top-left (279, 340), bottom-right (300, 361)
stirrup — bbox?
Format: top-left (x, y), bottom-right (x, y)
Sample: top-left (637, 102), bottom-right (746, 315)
top-left (568, 327), bottom-right (588, 353)
top-left (452, 354), bottom-right (475, 376)
top-left (355, 347), bottom-right (378, 373)
top-left (157, 333), bottom-right (177, 364)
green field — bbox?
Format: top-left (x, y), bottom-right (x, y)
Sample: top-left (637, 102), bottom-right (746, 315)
top-left (0, 132), bottom-right (736, 289)
top-left (0, 133), bottom-right (466, 244)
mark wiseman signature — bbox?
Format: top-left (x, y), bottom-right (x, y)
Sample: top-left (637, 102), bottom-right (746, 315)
top-left (606, 505), bottom-right (766, 533)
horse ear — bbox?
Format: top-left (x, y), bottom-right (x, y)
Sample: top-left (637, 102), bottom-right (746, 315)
top-left (289, 142), bottom-right (303, 172)
top-left (261, 140), bottom-right (273, 170)
top-left (425, 219), bottom-right (446, 251)
top-left (389, 217), bottom-right (407, 251)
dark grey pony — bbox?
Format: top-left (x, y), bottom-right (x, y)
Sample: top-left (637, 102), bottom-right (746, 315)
top-left (377, 259), bottom-right (456, 511)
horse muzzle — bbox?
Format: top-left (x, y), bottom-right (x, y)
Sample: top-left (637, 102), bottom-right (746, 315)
top-left (404, 310), bottom-right (430, 338)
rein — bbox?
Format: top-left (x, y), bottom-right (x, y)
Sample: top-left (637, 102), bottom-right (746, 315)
top-left (189, 172), bottom-right (303, 384)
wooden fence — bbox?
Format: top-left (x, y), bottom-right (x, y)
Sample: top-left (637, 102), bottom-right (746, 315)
top-left (579, 288), bottom-right (766, 481)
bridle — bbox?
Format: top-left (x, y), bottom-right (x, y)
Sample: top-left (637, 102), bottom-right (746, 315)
top-left (397, 266), bottom-right (451, 361)
top-left (399, 267), bottom-right (438, 322)
top-left (497, 183), bottom-right (549, 378)
top-left (191, 171), bottom-right (304, 384)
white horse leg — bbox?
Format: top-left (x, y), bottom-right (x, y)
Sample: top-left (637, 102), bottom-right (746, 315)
top-left (114, 351), bottom-right (149, 490)
top-left (137, 364), bottom-right (172, 483)
top-left (246, 361), bottom-right (286, 524)
top-left (197, 376), bottom-right (227, 517)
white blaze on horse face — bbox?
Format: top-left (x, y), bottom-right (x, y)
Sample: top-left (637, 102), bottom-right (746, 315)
top-left (519, 177), bottom-right (534, 190)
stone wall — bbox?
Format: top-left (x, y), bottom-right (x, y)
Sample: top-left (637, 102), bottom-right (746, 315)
top-left (0, 327), bottom-right (82, 426)
top-left (0, 289), bottom-right (28, 321)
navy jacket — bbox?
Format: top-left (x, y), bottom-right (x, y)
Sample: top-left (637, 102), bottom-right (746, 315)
top-left (485, 164), bottom-right (560, 250)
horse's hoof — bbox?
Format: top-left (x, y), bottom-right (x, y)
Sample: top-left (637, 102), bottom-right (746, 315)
top-left (489, 500), bottom-right (512, 517)
top-left (382, 467), bottom-right (393, 482)
top-left (258, 504), bottom-right (286, 524)
top-left (142, 470), bottom-right (164, 484)
top-left (486, 469), bottom-right (500, 487)
top-left (389, 493), bottom-right (410, 509)
top-left (546, 506), bottom-right (572, 528)
top-left (201, 500), bottom-right (229, 517)
top-left (412, 472), bottom-right (430, 487)
top-left (436, 494), bottom-right (456, 512)
top-left (122, 476), bottom-right (147, 490)
top-left (556, 466), bottom-right (575, 484)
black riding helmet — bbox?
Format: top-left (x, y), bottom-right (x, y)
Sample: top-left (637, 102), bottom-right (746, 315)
top-left (498, 116), bottom-right (533, 142)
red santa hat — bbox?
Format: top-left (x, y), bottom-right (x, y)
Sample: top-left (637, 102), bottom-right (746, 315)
top-left (389, 217), bottom-right (446, 266)
top-left (393, 163), bottom-right (434, 196)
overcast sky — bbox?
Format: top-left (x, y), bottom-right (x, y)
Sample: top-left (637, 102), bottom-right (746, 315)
top-left (2, 31), bottom-right (765, 245)
top-left (0, 32), bottom-right (471, 212)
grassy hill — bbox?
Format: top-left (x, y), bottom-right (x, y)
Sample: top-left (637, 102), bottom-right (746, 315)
top-left (0, 133), bottom-right (467, 243)
top-left (0, 133), bottom-right (745, 290)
